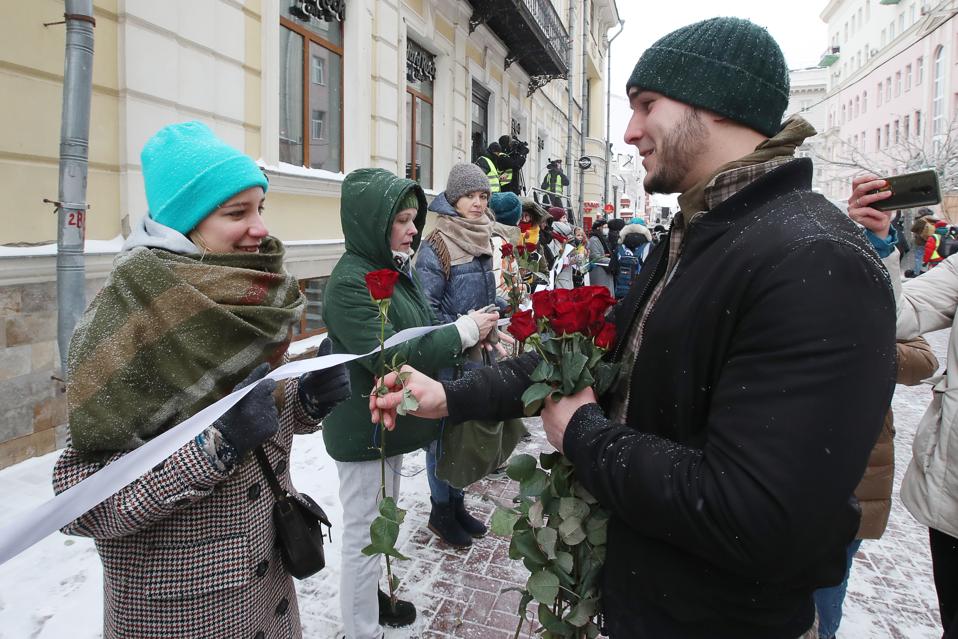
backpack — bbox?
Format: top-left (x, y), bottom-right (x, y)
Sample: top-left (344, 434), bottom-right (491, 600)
top-left (615, 245), bottom-right (642, 298)
top-left (939, 233), bottom-right (958, 258)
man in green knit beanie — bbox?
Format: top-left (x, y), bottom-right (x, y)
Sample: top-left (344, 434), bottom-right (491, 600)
top-left (373, 17), bottom-right (896, 639)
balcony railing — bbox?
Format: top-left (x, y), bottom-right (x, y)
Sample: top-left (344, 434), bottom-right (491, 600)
top-left (467, 0), bottom-right (570, 87)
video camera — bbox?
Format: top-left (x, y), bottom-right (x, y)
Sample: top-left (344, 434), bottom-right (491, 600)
top-left (501, 136), bottom-right (530, 158)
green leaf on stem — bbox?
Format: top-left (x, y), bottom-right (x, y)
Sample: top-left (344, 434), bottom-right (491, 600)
top-left (560, 350), bottom-right (589, 395)
top-left (559, 497), bottom-right (590, 521)
top-left (521, 382), bottom-right (552, 416)
top-left (554, 551), bottom-right (574, 574)
top-left (506, 454), bottom-right (537, 482)
top-left (585, 514), bottom-right (608, 546)
top-left (395, 387), bottom-right (419, 416)
top-left (558, 516), bottom-right (586, 546)
top-left (539, 451), bottom-right (562, 470)
top-left (571, 367), bottom-right (595, 394)
top-left (390, 574), bottom-right (400, 592)
top-left (530, 359), bottom-right (556, 383)
top-left (593, 362), bottom-right (620, 395)
top-left (528, 500), bottom-right (546, 528)
top-left (379, 496), bottom-right (406, 524)
top-left (490, 507), bottom-right (521, 536)
top-left (520, 469), bottom-right (549, 499)
top-left (536, 526), bottom-right (558, 559)
top-left (512, 529), bottom-right (548, 567)
top-left (565, 598), bottom-right (597, 627)
top-left (538, 603), bottom-right (573, 635)
top-left (528, 569), bottom-right (561, 605)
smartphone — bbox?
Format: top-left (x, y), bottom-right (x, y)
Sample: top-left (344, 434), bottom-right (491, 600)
top-left (868, 169), bottom-right (942, 211)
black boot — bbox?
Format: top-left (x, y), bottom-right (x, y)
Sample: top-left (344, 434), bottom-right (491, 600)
top-left (428, 497), bottom-right (472, 548)
top-left (452, 494), bottom-right (487, 538)
top-left (378, 588), bottom-right (416, 628)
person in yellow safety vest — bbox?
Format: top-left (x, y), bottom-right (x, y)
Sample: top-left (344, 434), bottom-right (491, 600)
top-left (475, 143), bottom-right (502, 193)
top-left (497, 135), bottom-right (527, 195)
top-left (925, 220), bottom-right (949, 268)
top-left (541, 160), bottom-right (570, 208)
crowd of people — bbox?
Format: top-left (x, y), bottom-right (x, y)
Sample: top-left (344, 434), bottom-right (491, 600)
top-left (47, 14), bottom-right (958, 639)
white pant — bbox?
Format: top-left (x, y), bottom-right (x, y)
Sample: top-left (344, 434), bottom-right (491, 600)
top-left (336, 455), bottom-right (403, 639)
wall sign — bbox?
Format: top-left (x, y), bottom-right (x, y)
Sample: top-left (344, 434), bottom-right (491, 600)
top-left (288, 0), bottom-right (345, 23)
top-left (406, 41), bottom-right (436, 83)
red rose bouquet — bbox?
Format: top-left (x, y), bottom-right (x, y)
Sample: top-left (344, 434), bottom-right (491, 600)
top-left (492, 286), bottom-right (618, 638)
top-left (519, 286), bottom-right (619, 414)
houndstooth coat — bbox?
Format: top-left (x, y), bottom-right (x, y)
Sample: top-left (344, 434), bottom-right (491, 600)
top-left (53, 380), bottom-right (322, 639)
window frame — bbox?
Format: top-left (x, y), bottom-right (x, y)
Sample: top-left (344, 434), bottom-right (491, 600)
top-left (280, 15), bottom-right (344, 171)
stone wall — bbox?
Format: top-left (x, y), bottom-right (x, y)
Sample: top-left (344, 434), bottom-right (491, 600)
top-left (0, 276), bottom-right (105, 469)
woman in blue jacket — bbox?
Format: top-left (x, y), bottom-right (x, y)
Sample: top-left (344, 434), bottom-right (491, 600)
top-left (415, 163), bottom-right (499, 548)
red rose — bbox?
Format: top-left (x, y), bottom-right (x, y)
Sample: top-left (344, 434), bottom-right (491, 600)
top-left (594, 322), bottom-right (616, 350)
top-left (501, 242), bottom-right (514, 258)
top-left (524, 242), bottom-right (538, 255)
top-left (364, 269), bottom-right (399, 300)
top-left (531, 290), bottom-right (556, 319)
top-left (517, 243), bottom-right (527, 256)
top-left (551, 300), bottom-right (587, 335)
top-left (518, 221), bottom-right (533, 233)
top-left (571, 286), bottom-right (616, 325)
top-left (506, 309), bottom-right (536, 342)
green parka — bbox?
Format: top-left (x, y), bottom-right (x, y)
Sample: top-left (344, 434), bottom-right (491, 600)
top-left (321, 169), bottom-right (463, 462)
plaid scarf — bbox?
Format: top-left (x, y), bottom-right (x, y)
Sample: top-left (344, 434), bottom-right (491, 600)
top-left (67, 237), bottom-right (305, 456)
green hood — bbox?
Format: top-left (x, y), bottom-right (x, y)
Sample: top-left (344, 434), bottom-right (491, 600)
top-left (341, 168), bottom-right (427, 267)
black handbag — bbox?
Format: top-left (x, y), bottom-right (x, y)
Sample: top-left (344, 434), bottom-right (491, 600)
top-left (254, 447), bottom-right (332, 580)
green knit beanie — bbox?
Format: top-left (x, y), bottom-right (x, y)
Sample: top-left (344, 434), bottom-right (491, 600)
top-left (626, 17), bottom-right (789, 138)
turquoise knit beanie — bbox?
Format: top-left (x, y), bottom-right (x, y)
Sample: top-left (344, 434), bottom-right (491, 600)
top-left (141, 121), bottom-right (269, 234)
top-left (490, 192), bottom-right (522, 226)
top-left (626, 17), bottom-right (789, 138)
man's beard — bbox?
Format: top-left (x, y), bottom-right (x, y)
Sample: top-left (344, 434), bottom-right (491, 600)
top-left (644, 109), bottom-right (707, 195)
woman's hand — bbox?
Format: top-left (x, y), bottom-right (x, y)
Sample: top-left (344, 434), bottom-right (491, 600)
top-left (467, 309), bottom-right (500, 340)
top-left (848, 174), bottom-right (893, 238)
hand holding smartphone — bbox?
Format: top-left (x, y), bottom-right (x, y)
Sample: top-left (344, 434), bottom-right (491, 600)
top-left (866, 169), bottom-right (942, 211)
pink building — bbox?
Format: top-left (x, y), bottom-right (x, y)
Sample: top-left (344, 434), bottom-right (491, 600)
top-left (818, 0), bottom-right (958, 217)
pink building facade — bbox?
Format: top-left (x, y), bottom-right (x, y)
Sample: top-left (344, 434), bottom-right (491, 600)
top-left (818, 0), bottom-right (958, 216)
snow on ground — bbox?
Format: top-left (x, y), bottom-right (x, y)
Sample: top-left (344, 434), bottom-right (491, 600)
top-left (0, 331), bottom-right (952, 638)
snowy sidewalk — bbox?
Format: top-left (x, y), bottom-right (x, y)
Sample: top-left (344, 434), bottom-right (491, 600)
top-left (0, 333), bottom-right (950, 638)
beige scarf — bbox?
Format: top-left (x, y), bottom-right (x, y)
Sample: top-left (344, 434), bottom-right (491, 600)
top-left (427, 212), bottom-right (494, 273)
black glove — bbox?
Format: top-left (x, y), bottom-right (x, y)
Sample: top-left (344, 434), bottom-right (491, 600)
top-left (216, 363), bottom-right (279, 457)
top-left (298, 339), bottom-right (351, 420)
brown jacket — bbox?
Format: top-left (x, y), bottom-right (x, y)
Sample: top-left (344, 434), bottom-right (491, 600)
top-left (855, 336), bottom-right (938, 538)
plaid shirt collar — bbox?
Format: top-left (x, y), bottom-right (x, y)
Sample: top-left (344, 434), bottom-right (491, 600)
top-left (667, 157), bottom-right (795, 274)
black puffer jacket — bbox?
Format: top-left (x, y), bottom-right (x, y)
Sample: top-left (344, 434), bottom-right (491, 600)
top-left (443, 159), bottom-right (896, 639)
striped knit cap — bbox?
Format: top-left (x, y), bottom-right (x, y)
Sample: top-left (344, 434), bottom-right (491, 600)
top-left (626, 17), bottom-right (789, 138)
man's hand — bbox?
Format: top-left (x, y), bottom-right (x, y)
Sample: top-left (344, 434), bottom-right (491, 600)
top-left (848, 174), bottom-right (893, 238)
top-left (369, 365), bottom-right (448, 430)
top-left (540, 387), bottom-right (598, 454)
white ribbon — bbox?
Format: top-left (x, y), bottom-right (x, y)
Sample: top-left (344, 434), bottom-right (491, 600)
top-left (0, 323), bottom-right (446, 567)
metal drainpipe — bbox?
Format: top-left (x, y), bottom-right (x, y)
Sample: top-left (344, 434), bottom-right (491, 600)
top-left (603, 20), bottom-right (625, 209)
top-left (55, 0), bottom-right (95, 377)
top-left (577, 1), bottom-right (588, 224)
top-left (565, 0), bottom-right (575, 217)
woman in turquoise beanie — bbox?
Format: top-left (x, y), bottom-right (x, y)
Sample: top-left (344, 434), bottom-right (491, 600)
top-left (52, 121), bottom-right (351, 639)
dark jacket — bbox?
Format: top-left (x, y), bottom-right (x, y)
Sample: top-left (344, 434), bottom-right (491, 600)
top-left (321, 169), bottom-right (463, 462)
top-left (441, 159), bottom-right (897, 639)
top-left (416, 193), bottom-right (497, 324)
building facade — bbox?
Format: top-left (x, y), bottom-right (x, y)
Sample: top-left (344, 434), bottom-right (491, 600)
top-left (0, 0), bottom-right (620, 468)
top-left (816, 0), bottom-right (958, 213)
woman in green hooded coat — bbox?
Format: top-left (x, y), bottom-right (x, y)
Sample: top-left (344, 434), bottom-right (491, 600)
top-left (321, 168), bottom-right (499, 639)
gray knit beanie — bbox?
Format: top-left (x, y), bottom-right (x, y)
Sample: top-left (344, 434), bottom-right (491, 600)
top-left (444, 162), bottom-right (491, 207)
top-left (626, 17), bottom-right (789, 137)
